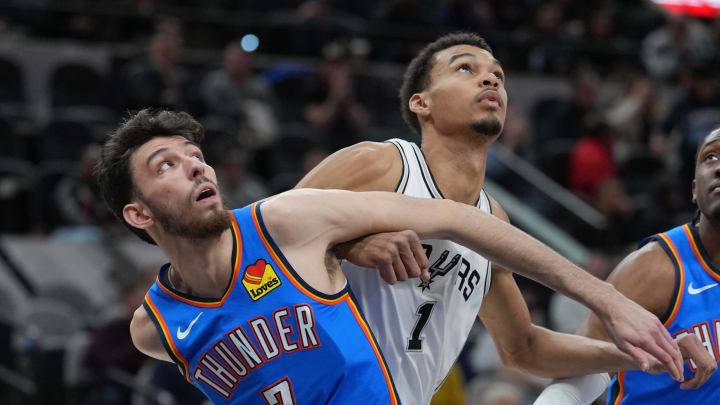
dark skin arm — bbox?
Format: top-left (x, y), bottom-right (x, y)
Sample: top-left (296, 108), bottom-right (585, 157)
top-left (579, 241), bottom-right (717, 389)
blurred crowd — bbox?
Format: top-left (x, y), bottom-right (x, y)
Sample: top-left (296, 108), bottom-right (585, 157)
top-left (0, 1), bottom-right (719, 404)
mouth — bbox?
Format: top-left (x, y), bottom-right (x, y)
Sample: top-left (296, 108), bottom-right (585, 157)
top-left (476, 90), bottom-right (502, 108)
top-left (195, 184), bottom-right (218, 203)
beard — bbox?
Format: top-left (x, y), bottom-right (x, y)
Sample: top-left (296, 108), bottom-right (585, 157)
top-left (141, 179), bottom-right (232, 241)
top-left (470, 117), bottom-right (503, 137)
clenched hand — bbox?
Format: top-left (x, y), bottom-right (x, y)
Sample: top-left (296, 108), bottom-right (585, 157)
top-left (334, 230), bottom-right (430, 284)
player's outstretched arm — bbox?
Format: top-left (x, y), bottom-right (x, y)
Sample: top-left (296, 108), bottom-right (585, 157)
top-left (533, 243), bottom-right (717, 404)
top-left (296, 141), bottom-right (432, 282)
top-left (577, 243), bottom-right (716, 388)
top-left (479, 199), bottom-right (641, 378)
top-left (263, 189), bottom-right (684, 380)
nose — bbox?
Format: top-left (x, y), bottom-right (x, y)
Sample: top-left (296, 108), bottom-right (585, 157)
top-left (186, 155), bottom-right (205, 179)
top-left (481, 73), bottom-right (500, 88)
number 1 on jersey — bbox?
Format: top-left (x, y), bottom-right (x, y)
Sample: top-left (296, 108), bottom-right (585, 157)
top-left (407, 301), bottom-right (436, 351)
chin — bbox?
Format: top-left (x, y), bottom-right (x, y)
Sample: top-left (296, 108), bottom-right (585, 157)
top-left (470, 118), bottom-right (503, 137)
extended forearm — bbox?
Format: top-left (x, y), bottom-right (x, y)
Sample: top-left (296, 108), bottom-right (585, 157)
top-left (443, 202), bottom-right (617, 317)
top-left (510, 326), bottom-right (636, 378)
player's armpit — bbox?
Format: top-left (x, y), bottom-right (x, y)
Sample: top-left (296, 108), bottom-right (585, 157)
top-left (295, 141), bottom-right (401, 192)
top-left (130, 305), bottom-right (173, 362)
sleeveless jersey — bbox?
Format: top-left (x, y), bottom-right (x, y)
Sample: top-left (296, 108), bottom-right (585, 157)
top-left (608, 223), bottom-right (720, 404)
top-left (343, 139), bottom-right (492, 405)
top-left (143, 203), bottom-right (400, 405)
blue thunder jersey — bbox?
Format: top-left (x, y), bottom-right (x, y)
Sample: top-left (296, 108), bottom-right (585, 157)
top-left (142, 203), bottom-right (400, 405)
top-left (608, 223), bottom-right (720, 404)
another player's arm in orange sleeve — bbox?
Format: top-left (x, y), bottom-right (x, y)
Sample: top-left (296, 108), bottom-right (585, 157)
top-left (295, 141), bottom-right (402, 192)
top-left (130, 305), bottom-right (173, 362)
top-left (479, 196), bottom-right (642, 378)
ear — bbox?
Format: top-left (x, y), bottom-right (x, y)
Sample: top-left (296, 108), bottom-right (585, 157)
top-left (691, 179), bottom-right (697, 204)
top-left (123, 201), bottom-right (154, 231)
top-left (409, 93), bottom-right (431, 120)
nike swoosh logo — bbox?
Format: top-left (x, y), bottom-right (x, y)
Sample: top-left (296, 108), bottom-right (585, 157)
top-left (688, 282), bottom-right (718, 295)
top-left (177, 312), bottom-right (204, 340)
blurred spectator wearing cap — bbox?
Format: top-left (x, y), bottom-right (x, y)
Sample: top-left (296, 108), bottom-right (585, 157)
top-left (303, 39), bottom-right (370, 151)
top-left (200, 40), bottom-right (279, 147)
top-left (122, 18), bottom-right (191, 110)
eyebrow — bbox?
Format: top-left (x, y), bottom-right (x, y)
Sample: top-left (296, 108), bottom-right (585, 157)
top-left (448, 53), bottom-right (503, 70)
top-left (146, 140), bottom-right (199, 167)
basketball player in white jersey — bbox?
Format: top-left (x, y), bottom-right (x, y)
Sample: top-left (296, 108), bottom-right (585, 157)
top-left (297, 32), bottom-right (689, 404)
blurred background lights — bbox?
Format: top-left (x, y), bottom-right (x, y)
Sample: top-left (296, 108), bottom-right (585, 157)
top-left (241, 34), bottom-right (259, 52)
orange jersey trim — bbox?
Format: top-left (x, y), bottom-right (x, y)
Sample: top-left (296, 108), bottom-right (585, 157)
top-left (250, 202), bottom-right (346, 306)
top-left (157, 212), bottom-right (242, 307)
top-left (658, 232), bottom-right (685, 327)
top-left (144, 293), bottom-right (191, 382)
top-left (345, 297), bottom-right (399, 405)
top-left (684, 224), bottom-right (720, 282)
top-left (613, 371), bottom-right (626, 405)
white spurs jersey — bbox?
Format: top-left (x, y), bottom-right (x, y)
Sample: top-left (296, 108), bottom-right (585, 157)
top-left (343, 138), bottom-right (492, 405)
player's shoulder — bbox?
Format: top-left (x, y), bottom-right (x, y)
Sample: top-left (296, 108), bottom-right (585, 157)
top-left (606, 241), bottom-right (676, 317)
top-left (485, 192), bottom-right (509, 223)
top-left (297, 141), bottom-right (402, 191)
top-left (616, 241), bottom-right (674, 277)
top-left (129, 305), bottom-right (171, 361)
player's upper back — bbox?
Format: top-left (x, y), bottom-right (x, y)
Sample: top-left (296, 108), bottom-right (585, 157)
top-left (141, 204), bottom-right (400, 404)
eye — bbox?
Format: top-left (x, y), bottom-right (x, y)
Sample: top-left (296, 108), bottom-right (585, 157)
top-left (192, 153), bottom-right (204, 162)
top-left (158, 161), bottom-right (173, 173)
top-left (493, 71), bottom-right (505, 82)
top-left (705, 153), bottom-right (718, 162)
top-left (457, 63), bottom-right (472, 73)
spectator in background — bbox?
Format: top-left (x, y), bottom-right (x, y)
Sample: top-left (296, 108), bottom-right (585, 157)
top-left (303, 39), bottom-right (370, 151)
top-left (642, 14), bottom-right (714, 81)
top-left (605, 74), bottom-right (659, 165)
top-left (206, 137), bottom-right (269, 209)
top-left (122, 18), bottom-right (191, 110)
top-left (79, 268), bottom-right (156, 405)
top-left (200, 41), bottom-right (278, 147)
top-left (54, 144), bottom-right (112, 230)
top-left (568, 119), bottom-right (634, 250)
top-left (663, 62), bottom-right (720, 204)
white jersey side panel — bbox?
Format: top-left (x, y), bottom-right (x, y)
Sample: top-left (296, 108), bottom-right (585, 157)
top-left (343, 138), bottom-right (492, 405)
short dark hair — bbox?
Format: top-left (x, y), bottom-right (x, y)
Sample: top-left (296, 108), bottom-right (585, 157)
top-left (95, 109), bottom-right (205, 244)
top-left (399, 32), bottom-right (493, 135)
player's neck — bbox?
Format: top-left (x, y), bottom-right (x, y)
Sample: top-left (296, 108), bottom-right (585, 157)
top-left (420, 130), bottom-right (493, 206)
top-left (160, 228), bottom-right (235, 298)
top-left (697, 216), bottom-right (720, 268)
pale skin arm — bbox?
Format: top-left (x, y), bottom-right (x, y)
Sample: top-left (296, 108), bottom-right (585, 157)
top-left (578, 242), bottom-right (717, 389)
top-left (260, 188), bottom-right (683, 380)
top-left (129, 305), bottom-right (172, 362)
top-left (298, 141), bottom-right (431, 283)
top-left (480, 198), bottom-right (641, 378)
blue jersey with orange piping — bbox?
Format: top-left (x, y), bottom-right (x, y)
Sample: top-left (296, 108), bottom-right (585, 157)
top-left (143, 203), bottom-right (401, 405)
top-left (608, 223), bottom-right (720, 405)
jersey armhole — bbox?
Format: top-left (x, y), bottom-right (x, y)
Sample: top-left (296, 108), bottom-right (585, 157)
top-left (642, 235), bottom-right (683, 326)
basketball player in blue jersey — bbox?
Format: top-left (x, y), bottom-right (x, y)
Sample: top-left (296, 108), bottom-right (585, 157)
top-left (296, 32), bottom-right (704, 404)
top-left (535, 128), bottom-right (720, 404)
top-left (95, 109), bottom-right (686, 405)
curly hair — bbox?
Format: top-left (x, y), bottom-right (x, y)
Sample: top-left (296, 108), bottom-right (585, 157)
top-left (94, 109), bottom-right (205, 244)
top-left (399, 32), bottom-right (493, 135)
